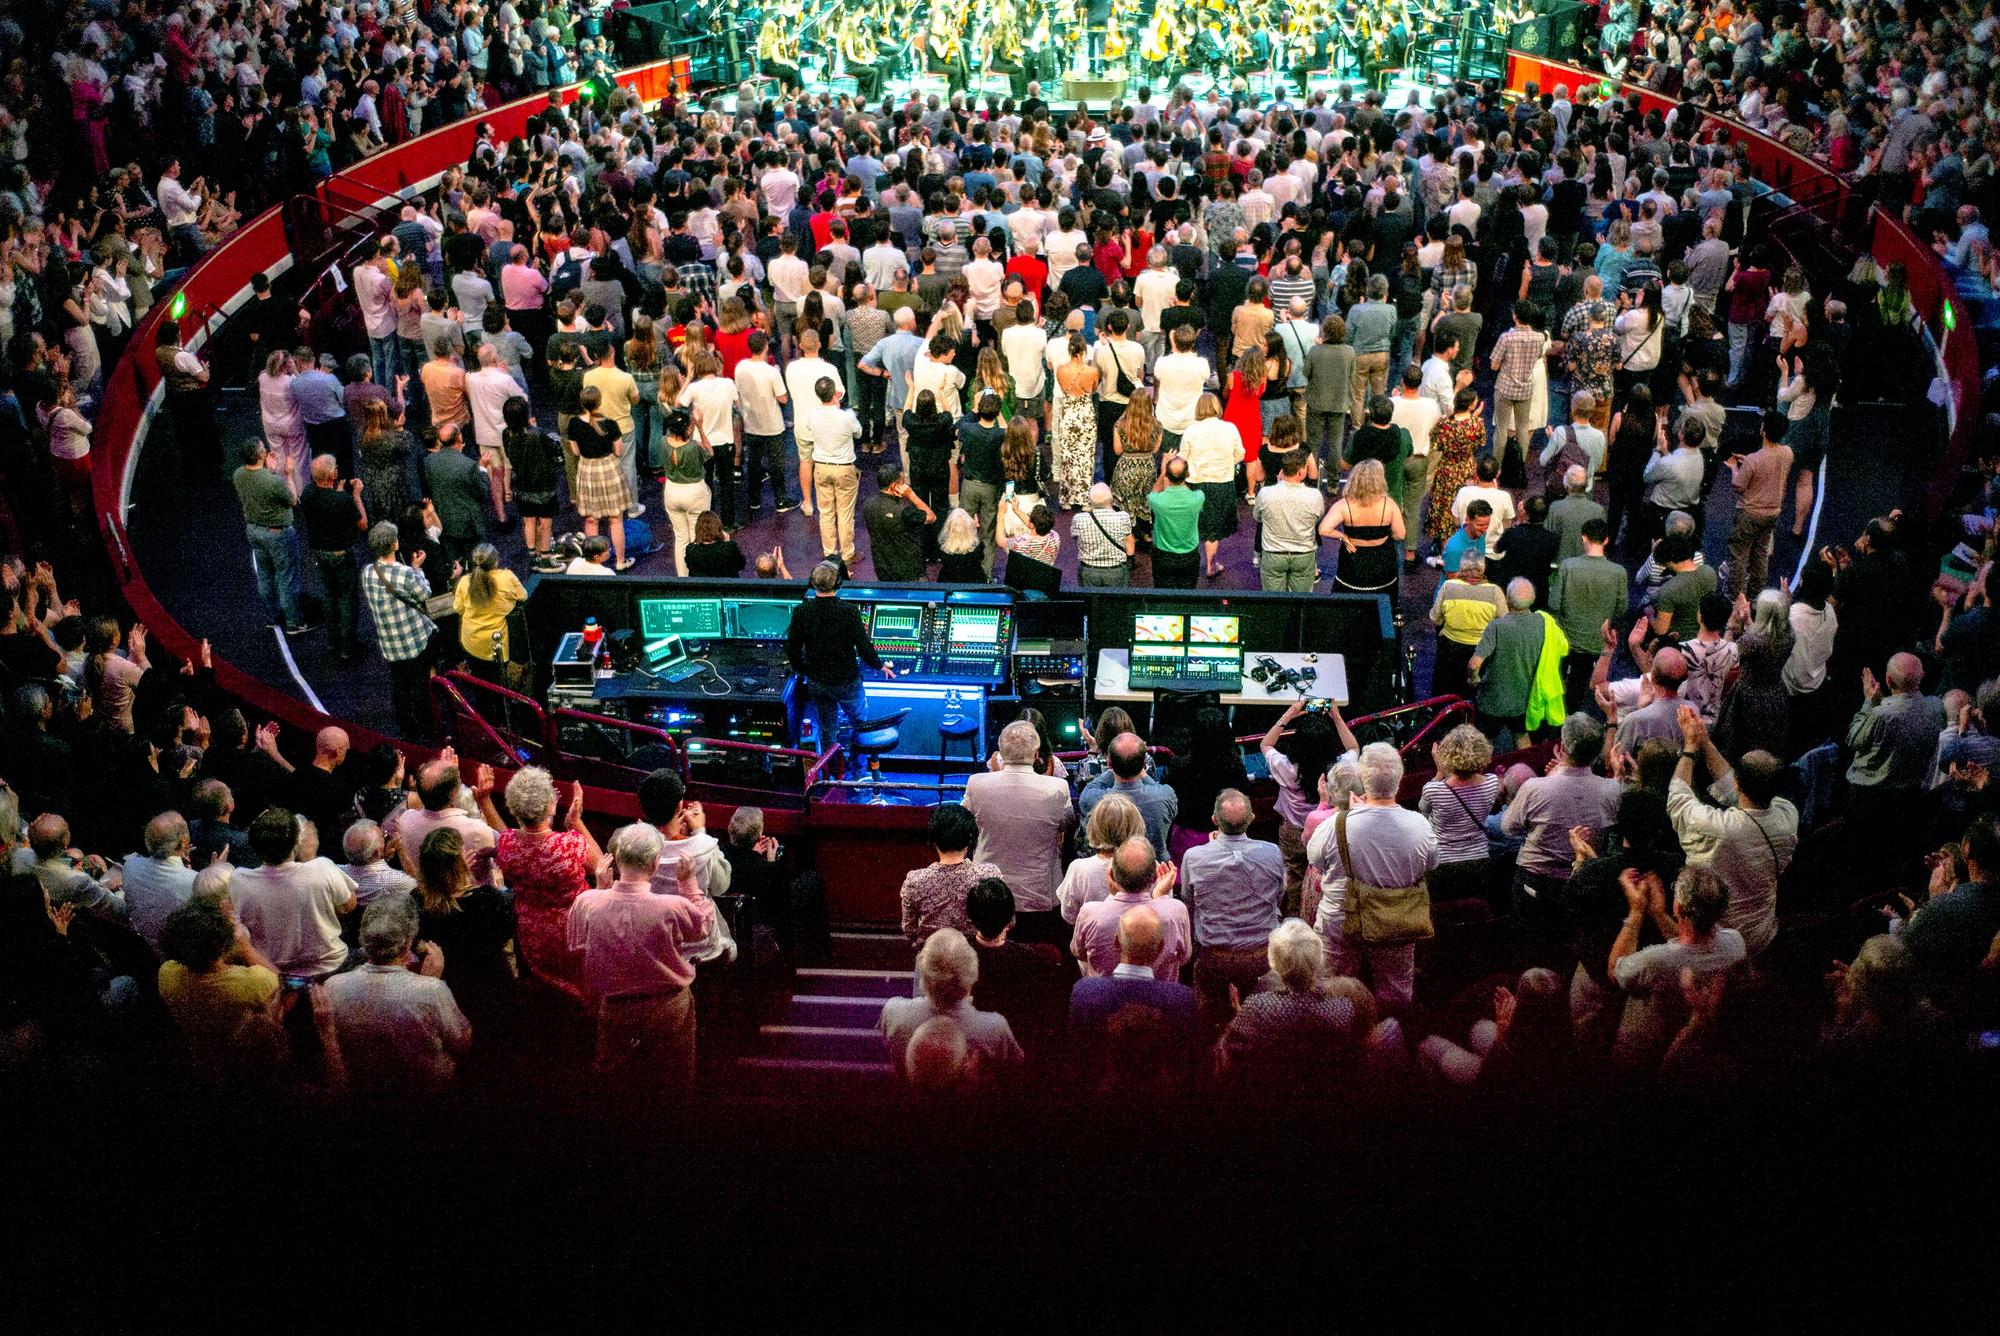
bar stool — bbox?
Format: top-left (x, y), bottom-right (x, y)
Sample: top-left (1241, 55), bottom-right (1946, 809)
top-left (849, 709), bottom-right (913, 805)
top-left (936, 710), bottom-right (982, 778)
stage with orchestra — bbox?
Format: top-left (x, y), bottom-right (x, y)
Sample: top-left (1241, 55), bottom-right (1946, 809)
top-left (631, 1), bottom-right (1571, 107)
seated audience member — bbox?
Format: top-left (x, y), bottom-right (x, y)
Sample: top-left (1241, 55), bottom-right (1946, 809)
top-left (1059, 794), bottom-right (1144, 923)
top-left (567, 824), bottom-right (716, 1090)
top-left (1608, 865), bottom-right (1746, 1069)
top-left (1072, 836), bottom-right (1189, 979)
top-left (1306, 743), bottom-right (1438, 1006)
top-left (900, 802), bottom-right (1003, 947)
top-left (1182, 788), bottom-right (1286, 1022)
top-left (1069, 905), bottom-right (1198, 1064)
top-left (230, 807), bottom-right (359, 980)
top-left (1076, 730), bottom-right (1180, 857)
top-left (902, 1015), bottom-right (973, 1094)
top-left (879, 928), bottom-right (1025, 1079)
top-left (1215, 918), bottom-right (1356, 1084)
top-left (322, 893), bottom-right (473, 1096)
top-left (156, 894), bottom-right (284, 1080)
top-left (964, 876), bottom-right (1070, 1061)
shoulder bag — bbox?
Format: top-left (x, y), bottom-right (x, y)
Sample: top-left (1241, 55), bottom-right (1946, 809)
top-left (1335, 807), bottom-right (1435, 945)
top-left (370, 562), bottom-right (455, 621)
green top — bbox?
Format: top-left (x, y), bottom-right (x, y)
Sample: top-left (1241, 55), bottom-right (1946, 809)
top-left (1149, 485), bottom-right (1205, 555)
top-left (1549, 554), bottom-right (1629, 649)
top-left (233, 465), bottom-right (295, 529)
top-left (1655, 564), bottom-right (1718, 641)
top-left (1473, 610), bottom-right (1546, 718)
top-left (662, 437), bottom-right (709, 484)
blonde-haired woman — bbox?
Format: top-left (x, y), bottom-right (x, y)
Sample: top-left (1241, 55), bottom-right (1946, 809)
top-left (1057, 793), bottom-right (1145, 923)
top-left (258, 350), bottom-right (310, 495)
top-left (937, 508), bottom-right (986, 583)
top-left (1418, 723), bottom-right (1499, 906)
top-left (1178, 392), bottom-right (1245, 579)
top-left (1319, 458), bottom-right (1403, 594)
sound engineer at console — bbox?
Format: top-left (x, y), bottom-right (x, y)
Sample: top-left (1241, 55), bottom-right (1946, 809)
top-left (786, 561), bottom-right (895, 767)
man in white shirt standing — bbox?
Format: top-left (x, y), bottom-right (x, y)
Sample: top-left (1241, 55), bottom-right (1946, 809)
top-left (805, 376), bottom-right (864, 565)
top-left (1152, 324), bottom-right (1210, 451)
top-left (1419, 330), bottom-right (1464, 421)
top-left (758, 151), bottom-right (801, 218)
top-left (862, 232), bottom-right (909, 291)
top-left (784, 328), bottom-right (840, 518)
top-left (158, 157), bottom-right (208, 263)
top-left (999, 299), bottom-right (1049, 442)
top-left (1389, 364), bottom-right (1442, 553)
top-left (232, 807), bottom-right (360, 980)
top-left (324, 894), bottom-right (473, 1096)
top-left (1044, 210), bottom-right (1088, 290)
top-left (961, 236), bottom-right (1005, 339)
top-left (734, 331), bottom-right (796, 513)
top-left (767, 233), bottom-right (813, 357)
top-left (1133, 246), bottom-right (1180, 369)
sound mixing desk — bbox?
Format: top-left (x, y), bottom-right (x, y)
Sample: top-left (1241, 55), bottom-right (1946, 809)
top-left (560, 587), bottom-right (1049, 758)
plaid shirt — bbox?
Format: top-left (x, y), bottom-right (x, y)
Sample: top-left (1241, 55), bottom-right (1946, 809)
top-left (1561, 298), bottom-right (1617, 341)
top-left (1071, 507), bottom-right (1133, 568)
top-left (676, 260), bottom-right (716, 302)
top-left (1491, 327), bottom-right (1544, 401)
top-left (363, 560), bottom-right (436, 662)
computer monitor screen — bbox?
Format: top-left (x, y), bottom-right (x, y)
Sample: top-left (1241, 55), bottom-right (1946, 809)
top-left (947, 607), bottom-right (1001, 647)
top-left (1188, 615), bottom-right (1240, 645)
top-left (724, 599), bottom-right (794, 640)
top-left (639, 598), bottom-right (722, 640)
top-left (1133, 614), bottom-right (1186, 644)
top-left (870, 603), bottom-right (926, 643)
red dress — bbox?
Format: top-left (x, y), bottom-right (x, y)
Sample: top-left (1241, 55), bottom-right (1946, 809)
top-left (493, 827), bottom-right (594, 1002)
top-left (1223, 370), bottom-right (1265, 466)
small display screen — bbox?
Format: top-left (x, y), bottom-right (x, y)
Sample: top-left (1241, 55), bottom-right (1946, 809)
top-left (1133, 614), bottom-right (1186, 644)
top-left (639, 598), bottom-right (722, 640)
top-left (724, 599), bottom-right (794, 640)
top-left (871, 604), bottom-right (925, 641)
top-left (1189, 616), bottom-right (1240, 645)
top-left (948, 608), bottom-right (1001, 646)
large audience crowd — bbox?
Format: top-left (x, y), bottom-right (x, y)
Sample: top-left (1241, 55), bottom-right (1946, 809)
top-left (0, 0), bottom-right (1997, 1122)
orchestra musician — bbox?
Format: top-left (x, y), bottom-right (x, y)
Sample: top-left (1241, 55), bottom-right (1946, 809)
top-left (757, 5), bottom-right (802, 88)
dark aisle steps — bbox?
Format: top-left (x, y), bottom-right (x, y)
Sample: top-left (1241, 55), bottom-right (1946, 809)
top-left (734, 933), bottom-right (917, 1090)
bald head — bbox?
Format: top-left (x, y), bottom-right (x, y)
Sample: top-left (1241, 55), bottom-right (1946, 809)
top-left (1885, 652), bottom-right (1924, 694)
top-left (1213, 788), bottom-right (1253, 835)
top-left (1116, 904), bottom-right (1165, 967)
top-left (315, 726), bottom-right (349, 762)
top-left (1107, 731), bottom-right (1148, 779)
top-left (1652, 646), bottom-right (1688, 692)
top-left (1110, 835), bottom-right (1158, 896)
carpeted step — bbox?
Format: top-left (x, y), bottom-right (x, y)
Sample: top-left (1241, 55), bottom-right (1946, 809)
top-left (757, 1024), bottom-right (891, 1064)
top-left (794, 967), bottom-right (917, 999)
top-left (788, 994), bottom-right (893, 1028)
top-left (828, 932), bottom-right (919, 972)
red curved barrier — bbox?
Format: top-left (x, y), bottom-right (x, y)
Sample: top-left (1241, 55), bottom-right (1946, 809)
top-left (89, 59), bottom-right (691, 748)
top-left (1504, 53), bottom-right (1980, 519)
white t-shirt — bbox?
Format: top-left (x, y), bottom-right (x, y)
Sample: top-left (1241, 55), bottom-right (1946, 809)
top-left (759, 167), bottom-right (801, 216)
top-left (784, 356), bottom-right (841, 445)
top-left (232, 858), bottom-right (358, 979)
top-left (734, 357), bottom-right (787, 437)
top-left (1154, 352), bottom-right (1211, 433)
top-left (1452, 484), bottom-right (1516, 534)
top-left (910, 352), bottom-right (966, 417)
top-left (678, 376), bottom-right (739, 444)
top-left (1134, 268), bottom-right (1179, 332)
top-left (465, 366), bottom-right (519, 452)
top-left (564, 557), bottom-right (615, 575)
top-left (1000, 322), bottom-right (1049, 399)
top-left (806, 405), bottom-right (862, 465)
top-left (1045, 229), bottom-right (1088, 282)
top-left (1389, 392), bottom-right (1442, 459)
top-left (962, 257), bottom-right (1005, 317)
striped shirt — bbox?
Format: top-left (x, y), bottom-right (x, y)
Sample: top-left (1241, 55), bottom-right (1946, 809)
top-left (1419, 775), bottom-right (1499, 865)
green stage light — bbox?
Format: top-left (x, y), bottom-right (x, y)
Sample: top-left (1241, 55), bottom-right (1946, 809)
top-left (1943, 300), bottom-right (1956, 333)
top-left (168, 291), bottom-right (186, 320)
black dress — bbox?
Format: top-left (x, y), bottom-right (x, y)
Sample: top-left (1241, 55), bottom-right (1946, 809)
top-left (1334, 497), bottom-right (1400, 593)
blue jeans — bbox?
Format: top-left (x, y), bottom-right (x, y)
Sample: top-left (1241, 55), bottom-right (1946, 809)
top-left (245, 523), bottom-right (303, 628)
top-left (1726, 321), bottom-right (1755, 386)
top-left (808, 678), bottom-right (868, 771)
top-left (1389, 317), bottom-right (1418, 387)
top-left (369, 334), bottom-right (400, 390)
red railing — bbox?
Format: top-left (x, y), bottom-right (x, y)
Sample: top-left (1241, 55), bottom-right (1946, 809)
top-left (1503, 52), bottom-right (1978, 521)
